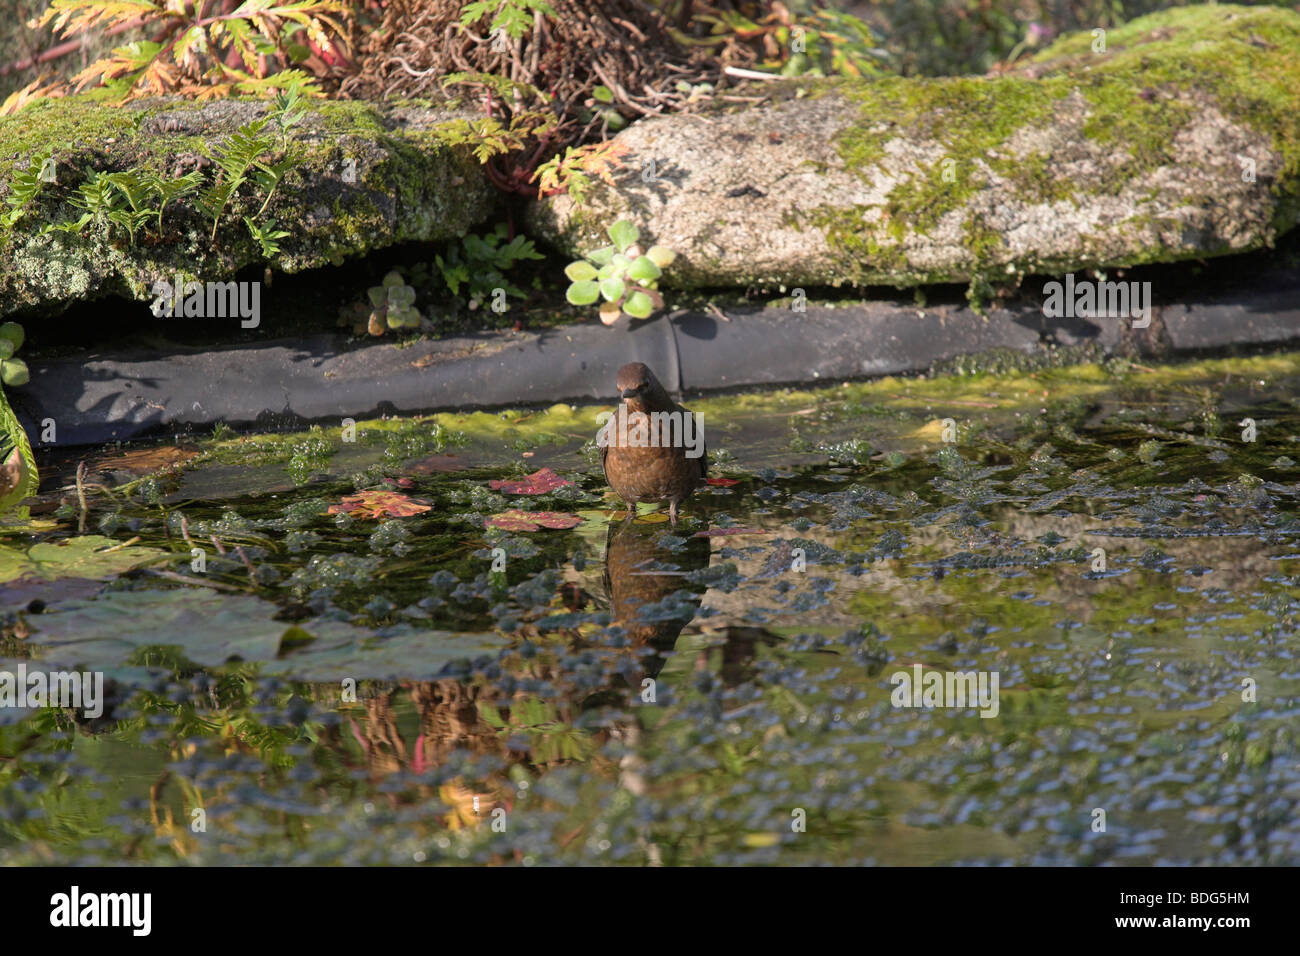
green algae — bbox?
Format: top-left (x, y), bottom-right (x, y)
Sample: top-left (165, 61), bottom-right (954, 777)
top-left (7, 348), bottom-right (1300, 864)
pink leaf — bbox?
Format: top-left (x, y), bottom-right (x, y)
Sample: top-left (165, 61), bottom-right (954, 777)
top-left (328, 490), bottom-right (432, 519)
top-left (486, 509), bottom-right (584, 532)
top-left (489, 467), bottom-right (574, 495)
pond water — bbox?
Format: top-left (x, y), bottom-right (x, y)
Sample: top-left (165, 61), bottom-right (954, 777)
top-left (3, 353), bottom-right (1299, 865)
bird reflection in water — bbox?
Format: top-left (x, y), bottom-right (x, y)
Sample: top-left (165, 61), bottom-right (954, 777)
top-left (602, 515), bottom-right (711, 674)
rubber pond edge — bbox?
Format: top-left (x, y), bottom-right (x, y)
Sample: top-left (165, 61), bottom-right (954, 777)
top-left (14, 266), bottom-right (1300, 448)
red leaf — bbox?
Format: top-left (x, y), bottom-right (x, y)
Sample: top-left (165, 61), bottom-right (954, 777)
top-left (328, 490), bottom-right (432, 519)
top-left (489, 467), bottom-right (573, 495)
top-left (706, 477), bottom-right (741, 486)
top-left (485, 510), bottom-right (583, 532)
top-left (693, 527), bottom-right (763, 537)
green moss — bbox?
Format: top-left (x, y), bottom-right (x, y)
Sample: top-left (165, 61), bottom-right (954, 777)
top-left (0, 94), bottom-right (495, 317)
top-left (808, 4), bottom-right (1300, 290)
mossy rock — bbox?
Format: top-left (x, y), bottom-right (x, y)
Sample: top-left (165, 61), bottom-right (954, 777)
top-left (527, 3), bottom-right (1300, 292)
top-left (0, 95), bottom-right (496, 318)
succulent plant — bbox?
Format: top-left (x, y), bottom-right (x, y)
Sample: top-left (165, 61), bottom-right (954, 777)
top-left (338, 271), bottom-right (423, 337)
top-left (0, 322), bottom-right (28, 386)
top-left (564, 220), bottom-right (676, 325)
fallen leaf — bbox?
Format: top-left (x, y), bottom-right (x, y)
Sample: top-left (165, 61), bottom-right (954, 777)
top-left (485, 510), bottom-right (583, 532)
top-left (706, 477), bottom-right (741, 486)
top-left (88, 444), bottom-right (200, 477)
top-left (328, 490), bottom-right (431, 519)
top-left (489, 467), bottom-right (573, 495)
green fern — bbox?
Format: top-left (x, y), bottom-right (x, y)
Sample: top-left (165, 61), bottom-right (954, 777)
top-left (459, 0), bottom-right (557, 41)
top-left (1, 146), bottom-right (54, 232)
top-left (199, 89), bottom-right (306, 240)
top-left (102, 170), bottom-right (159, 245)
top-left (143, 170), bottom-right (203, 234)
top-left (245, 217), bottom-right (290, 258)
top-left (200, 117), bottom-right (275, 239)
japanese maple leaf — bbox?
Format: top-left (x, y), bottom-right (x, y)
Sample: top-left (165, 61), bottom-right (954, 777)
top-left (485, 510), bottom-right (583, 532)
top-left (489, 467), bottom-right (573, 495)
top-left (706, 477), bottom-right (741, 487)
top-left (328, 490), bottom-right (432, 519)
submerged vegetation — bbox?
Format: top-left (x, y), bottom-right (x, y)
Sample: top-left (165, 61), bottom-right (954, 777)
top-left (0, 2), bottom-right (1297, 873)
top-left (3, 353), bottom-right (1300, 863)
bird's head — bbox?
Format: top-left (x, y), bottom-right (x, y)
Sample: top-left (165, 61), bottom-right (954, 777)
top-left (615, 362), bottom-right (666, 412)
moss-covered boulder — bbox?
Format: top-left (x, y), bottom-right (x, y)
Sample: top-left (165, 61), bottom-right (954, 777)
top-left (528, 4), bottom-right (1300, 291)
top-left (0, 95), bottom-right (496, 318)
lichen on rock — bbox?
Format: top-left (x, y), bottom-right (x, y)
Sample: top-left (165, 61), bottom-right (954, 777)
top-left (527, 3), bottom-right (1300, 294)
top-left (0, 95), bottom-right (496, 318)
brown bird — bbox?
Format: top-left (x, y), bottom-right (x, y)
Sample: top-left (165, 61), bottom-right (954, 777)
top-left (600, 362), bottom-right (707, 524)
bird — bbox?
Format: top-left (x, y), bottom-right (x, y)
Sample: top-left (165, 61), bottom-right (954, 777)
top-left (600, 361), bottom-right (707, 524)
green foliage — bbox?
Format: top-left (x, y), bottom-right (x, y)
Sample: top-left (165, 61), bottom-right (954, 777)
top-left (24, 84), bottom-right (307, 256)
top-left (0, 147), bottom-right (54, 232)
top-left (564, 220), bottom-right (675, 324)
top-left (338, 270), bottom-right (422, 337)
top-left (245, 217), bottom-right (291, 258)
top-left (431, 223), bottom-right (543, 306)
top-left (198, 104), bottom-right (304, 242)
top-left (459, 0), bottom-right (558, 41)
top-left (0, 323), bottom-right (38, 514)
top-left (338, 225), bottom-right (543, 335)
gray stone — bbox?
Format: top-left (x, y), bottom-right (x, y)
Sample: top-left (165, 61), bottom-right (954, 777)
top-left (0, 96), bottom-right (495, 318)
top-left (528, 4), bottom-right (1300, 292)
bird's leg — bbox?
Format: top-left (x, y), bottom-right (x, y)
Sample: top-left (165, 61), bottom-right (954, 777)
top-left (624, 499), bottom-right (636, 521)
top-left (668, 500), bottom-right (679, 526)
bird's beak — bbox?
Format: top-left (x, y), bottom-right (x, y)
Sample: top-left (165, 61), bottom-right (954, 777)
top-left (620, 387), bottom-right (639, 399)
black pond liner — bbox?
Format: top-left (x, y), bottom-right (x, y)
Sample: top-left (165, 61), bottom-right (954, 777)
top-left (14, 265), bottom-right (1300, 447)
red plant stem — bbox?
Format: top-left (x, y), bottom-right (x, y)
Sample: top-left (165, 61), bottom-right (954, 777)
top-left (0, 16), bottom-right (145, 77)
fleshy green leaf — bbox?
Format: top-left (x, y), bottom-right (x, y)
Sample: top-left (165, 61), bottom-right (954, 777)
top-left (600, 277), bottom-right (625, 302)
top-left (565, 260), bottom-right (598, 281)
top-left (1, 358), bottom-right (28, 387)
top-left (0, 322), bottom-right (24, 353)
top-left (623, 291), bottom-right (654, 319)
top-left (586, 245), bottom-right (616, 266)
top-left (646, 245), bottom-right (677, 268)
top-left (566, 280), bottom-right (600, 305)
top-left (627, 255), bottom-right (661, 282)
top-left (608, 220), bottom-right (639, 253)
